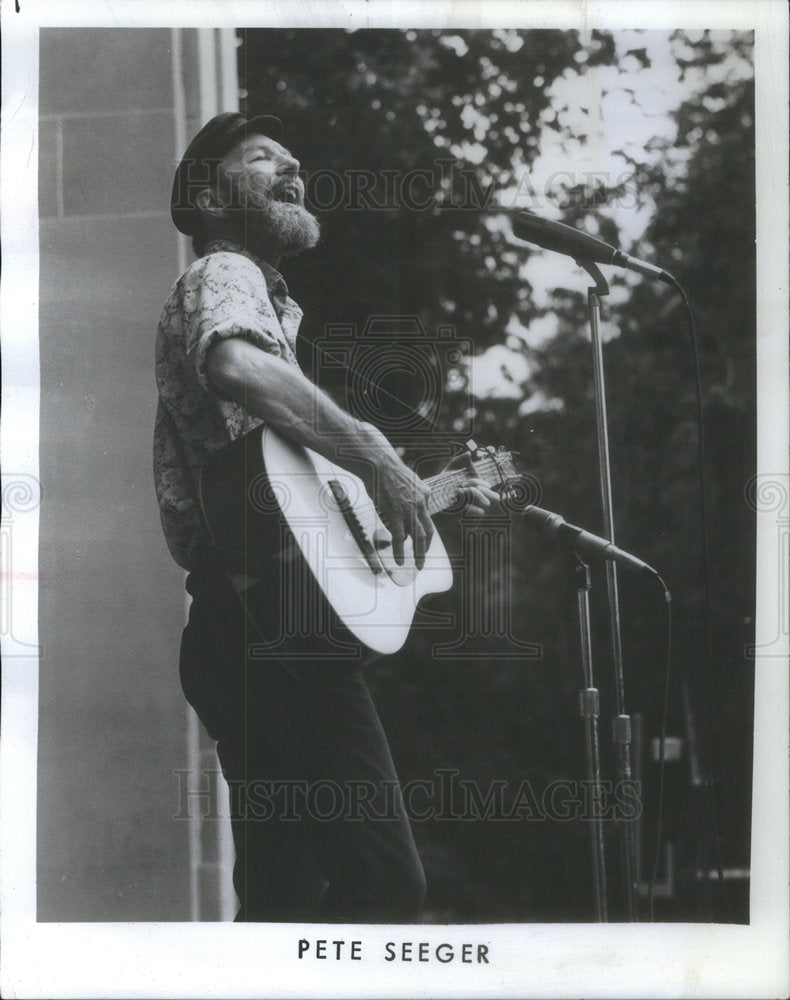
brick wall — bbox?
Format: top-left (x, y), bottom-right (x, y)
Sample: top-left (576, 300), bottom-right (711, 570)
top-left (37, 27), bottom-right (235, 921)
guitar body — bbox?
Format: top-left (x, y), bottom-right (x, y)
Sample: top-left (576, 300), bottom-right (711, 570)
top-left (199, 425), bottom-right (453, 655)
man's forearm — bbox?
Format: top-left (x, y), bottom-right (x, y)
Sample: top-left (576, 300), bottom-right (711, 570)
top-left (204, 338), bottom-right (504, 567)
top-left (206, 337), bottom-right (393, 473)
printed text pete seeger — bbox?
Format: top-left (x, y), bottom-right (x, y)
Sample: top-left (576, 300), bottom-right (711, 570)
top-left (298, 939), bottom-right (490, 964)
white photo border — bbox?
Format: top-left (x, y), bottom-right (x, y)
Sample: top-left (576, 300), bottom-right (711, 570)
top-left (1, 1), bottom-right (787, 997)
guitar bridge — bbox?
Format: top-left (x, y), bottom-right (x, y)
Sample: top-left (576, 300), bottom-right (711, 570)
top-left (327, 479), bottom-right (383, 575)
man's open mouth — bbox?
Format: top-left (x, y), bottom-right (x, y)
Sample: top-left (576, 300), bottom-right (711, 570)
top-left (279, 183), bottom-right (301, 204)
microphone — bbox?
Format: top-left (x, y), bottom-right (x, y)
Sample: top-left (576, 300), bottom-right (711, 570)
top-left (521, 504), bottom-right (659, 578)
top-left (513, 210), bottom-right (674, 285)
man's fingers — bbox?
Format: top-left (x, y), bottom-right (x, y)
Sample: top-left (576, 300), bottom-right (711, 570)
top-left (411, 520), bottom-right (427, 571)
top-left (460, 484), bottom-right (496, 512)
top-left (419, 506), bottom-right (435, 544)
top-left (375, 467), bottom-right (434, 570)
top-left (450, 481), bottom-right (503, 521)
top-left (468, 488), bottom-right (491, 509)
top-left (390, 523), bottom-right (405, 566)
top-left (467, 479), bottom-right (499, 502)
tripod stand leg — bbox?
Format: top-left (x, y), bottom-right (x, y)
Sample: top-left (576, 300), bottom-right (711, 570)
top-left (581, 687), bottom-right (608, 922)
top-left (575, 560), bottom-right (608, 922)
top-left (614, 714), bottom-right (640, 919)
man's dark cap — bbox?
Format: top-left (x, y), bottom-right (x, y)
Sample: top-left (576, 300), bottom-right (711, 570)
top-left (170, 112), bottom-right (283, 236)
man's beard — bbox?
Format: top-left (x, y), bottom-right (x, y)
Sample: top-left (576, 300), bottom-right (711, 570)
top-left (230, 177), bottom-right (320, 258)
top-left (250, 199), bottom-right (321, 258)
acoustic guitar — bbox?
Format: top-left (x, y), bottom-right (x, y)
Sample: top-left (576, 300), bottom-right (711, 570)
top-left (199, 426), bottom-right (525, 654)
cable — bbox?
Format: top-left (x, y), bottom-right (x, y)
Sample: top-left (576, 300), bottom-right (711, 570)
top-left (667, 275), bottom-right (730, 919)
top-left (647, 576), bottom-right (672, 920)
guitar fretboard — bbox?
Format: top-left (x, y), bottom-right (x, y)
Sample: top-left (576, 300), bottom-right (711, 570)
top-left (422, 454), bottom-right (511, 515)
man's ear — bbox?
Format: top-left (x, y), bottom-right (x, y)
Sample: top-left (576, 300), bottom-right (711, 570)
top-left (195, 187), bottom-right (228, 219)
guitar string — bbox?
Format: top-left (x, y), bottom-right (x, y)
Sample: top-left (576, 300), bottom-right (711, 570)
top-left (374, 462), bottom-right (504, 529)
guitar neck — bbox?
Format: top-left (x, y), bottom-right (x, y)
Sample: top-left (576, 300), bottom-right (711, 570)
top-left (422, 470), bottom-right (472, 515)
top-left (422, 454), bottom-right (508, 515)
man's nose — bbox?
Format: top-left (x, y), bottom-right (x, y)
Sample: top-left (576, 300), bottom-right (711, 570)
top-left (278, 151), bottom-right (300, 174)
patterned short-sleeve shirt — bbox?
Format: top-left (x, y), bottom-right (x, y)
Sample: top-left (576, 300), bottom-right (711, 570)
top-left (153, 239), bottom-right (303, 570)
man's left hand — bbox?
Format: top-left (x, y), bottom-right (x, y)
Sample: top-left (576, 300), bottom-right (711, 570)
top-left (457, 479), bottom-right (500, 519)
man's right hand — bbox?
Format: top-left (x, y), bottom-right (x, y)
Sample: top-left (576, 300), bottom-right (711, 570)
top-left (371, 453), bottom-right (435, 572)
top-left (355, 427), bottom-right (434, 571)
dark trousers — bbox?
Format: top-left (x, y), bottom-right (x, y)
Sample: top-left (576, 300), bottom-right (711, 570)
top-left (179, 556), bottom-right (426, 922)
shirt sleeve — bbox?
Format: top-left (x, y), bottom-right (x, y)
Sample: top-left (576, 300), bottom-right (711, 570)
top-left (180, 252), bottom-right (287, 394)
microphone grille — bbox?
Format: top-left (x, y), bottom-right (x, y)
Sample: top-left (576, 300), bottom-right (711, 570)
top-left (520, 504), bottom-right (558, 533)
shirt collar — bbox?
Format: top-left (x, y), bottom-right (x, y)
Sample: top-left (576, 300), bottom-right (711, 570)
top-left (203, 238), bottom-right (291, 300)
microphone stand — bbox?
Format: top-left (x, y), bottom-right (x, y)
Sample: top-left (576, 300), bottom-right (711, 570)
top-left (573, 555), bottom-right (608, 922)
top-left (576, 258), bottom-right (640, 921)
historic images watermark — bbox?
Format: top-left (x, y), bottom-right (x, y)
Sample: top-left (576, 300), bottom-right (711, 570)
top-left (312, 314), bottom-right (473, 436)
top-left (0, 475), bottom-right (41, 657)
top-left (744, 473), bottom-right (789, 658)
top-left (299, 163), bottom-right (639, 215)
top-left (173, 767), bottom-right (642, 825)
top-left (172, 155), bottom-right (640, 217)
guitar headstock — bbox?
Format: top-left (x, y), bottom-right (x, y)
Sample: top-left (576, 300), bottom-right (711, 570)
top-left (470, 445), bottom-right (524, 492)
top-left (426, 442), bottom-right (539, 514)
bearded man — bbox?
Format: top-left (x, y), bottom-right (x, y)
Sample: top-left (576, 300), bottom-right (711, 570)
top-left (154, 112), bottom-right (493, 923)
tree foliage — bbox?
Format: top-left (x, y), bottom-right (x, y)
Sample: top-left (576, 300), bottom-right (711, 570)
top-left (241, 28), bottom-right (755, 922)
